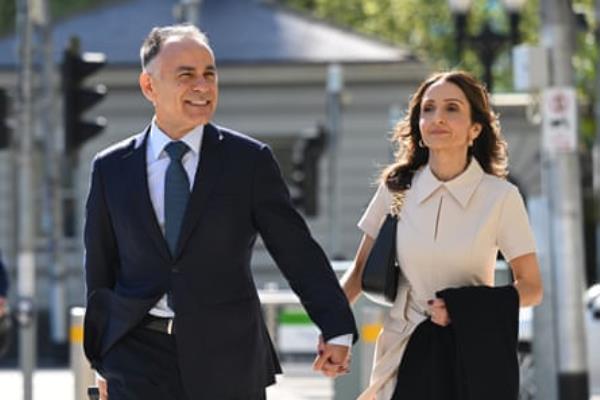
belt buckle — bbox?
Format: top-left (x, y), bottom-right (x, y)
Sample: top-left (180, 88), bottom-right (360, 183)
top-left (167, 318), bottom-right (174, 335)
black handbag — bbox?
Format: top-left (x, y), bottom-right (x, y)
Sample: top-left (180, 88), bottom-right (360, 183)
top-left (361, 214), bottom-right (400, 306)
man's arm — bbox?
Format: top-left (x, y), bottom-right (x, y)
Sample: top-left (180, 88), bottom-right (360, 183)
top-left (251, 146), bottom-right (358, 344)
top-left (84, 156), bottom-right (119, 296)
top-left (83, 157), bottom-right (120, 384)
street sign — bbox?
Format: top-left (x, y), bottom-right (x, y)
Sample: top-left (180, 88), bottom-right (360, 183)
top-left (542, 87), bottom-right (577, 155)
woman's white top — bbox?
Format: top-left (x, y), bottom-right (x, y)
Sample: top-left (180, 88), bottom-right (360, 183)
top-left (356, 159), bottom-right (536, 400)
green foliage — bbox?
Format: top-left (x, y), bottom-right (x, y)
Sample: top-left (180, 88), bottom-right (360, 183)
top-left (280, 0), bottom-right (600, 147)
top-left (0, 0), bottom-right (121, 37)
top-left (280, 0), bottom-right (541, 92)
top-left (0, 1), bottom-right (16, 36)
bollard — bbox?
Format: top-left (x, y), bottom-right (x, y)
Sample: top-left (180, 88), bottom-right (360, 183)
top-left (334, 297), bottom-right (385, 399)
top-left (70, 307), bottom-right (95, 400)
top-left (360, 305), bottom-right (384, 389)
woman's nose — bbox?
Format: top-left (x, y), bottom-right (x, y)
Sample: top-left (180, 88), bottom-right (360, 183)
top-left (434, 110), bottom-right (446, 124)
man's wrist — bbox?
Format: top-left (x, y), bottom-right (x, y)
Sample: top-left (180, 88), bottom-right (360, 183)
top-left (326, 334), bottom-right (352, 347)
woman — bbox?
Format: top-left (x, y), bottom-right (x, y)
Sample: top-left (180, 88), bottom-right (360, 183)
top-left (341, 71), bottom-right (543, 399)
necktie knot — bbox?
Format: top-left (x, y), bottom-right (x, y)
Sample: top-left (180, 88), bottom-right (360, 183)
top-left (165, 141), bottom-right (189, 161)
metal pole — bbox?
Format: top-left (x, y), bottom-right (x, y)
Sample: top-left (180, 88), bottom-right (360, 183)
top-left (37, 0), bottom-right (66, 344)
top-left (326, 64), bottom-right (343, 258)
top-left (16, 0), bottom-right (37, 398)
top-left (594, 0), bottom-right (600, 282)
top-left (176, 0), bottom-right (201, 25)
top-left (529, 196), bottom-right (559, 400)
top-left (540, 0), bottom-right (589, 398)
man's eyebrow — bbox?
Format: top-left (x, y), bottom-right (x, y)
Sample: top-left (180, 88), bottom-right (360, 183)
top-left (175, 66), bottom-right (195, 73)
top-left (175, 65), bottom-right (217, 73)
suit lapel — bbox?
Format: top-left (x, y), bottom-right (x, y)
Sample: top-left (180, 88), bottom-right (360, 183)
top-left (175, 123), bottom-right (224, 257)
top-left (123, 127), bottom-right (171, 262)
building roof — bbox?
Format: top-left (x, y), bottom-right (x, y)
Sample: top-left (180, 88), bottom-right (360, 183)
top-left (0, 0), bottom-right (413, 68)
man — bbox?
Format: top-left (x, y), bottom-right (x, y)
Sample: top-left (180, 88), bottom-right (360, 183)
top-left (83, 24), bottom-right (358, 400)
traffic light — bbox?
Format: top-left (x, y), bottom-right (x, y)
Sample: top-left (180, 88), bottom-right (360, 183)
top-left (0, 89), bottom-right (9, 150)
top-left (62, 37), bottom-right (107, 155)
top-left (291, 127), bottom-right (327, 216)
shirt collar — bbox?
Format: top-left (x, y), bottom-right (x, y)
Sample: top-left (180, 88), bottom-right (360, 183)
top-left (414, 158), bottom-right (484, 208)
top-left (148, 117), bottom-right (204, 162)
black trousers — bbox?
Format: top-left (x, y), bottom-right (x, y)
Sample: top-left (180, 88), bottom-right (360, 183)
top-left (99, 325), bottom-right (267, 400)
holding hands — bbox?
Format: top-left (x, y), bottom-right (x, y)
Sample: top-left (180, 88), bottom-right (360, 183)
top-left (312, 335), bottom-right (351, 378)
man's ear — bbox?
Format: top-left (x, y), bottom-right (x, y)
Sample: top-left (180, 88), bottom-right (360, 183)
top-left (139, 71), bottom-right (154, 103)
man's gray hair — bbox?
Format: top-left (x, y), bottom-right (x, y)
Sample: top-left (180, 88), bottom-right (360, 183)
top-left (140, 24), bottom-right (211, 71)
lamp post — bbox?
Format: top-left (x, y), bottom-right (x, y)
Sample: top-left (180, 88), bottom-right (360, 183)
top-left (448, 0), bottom-right (526, 92)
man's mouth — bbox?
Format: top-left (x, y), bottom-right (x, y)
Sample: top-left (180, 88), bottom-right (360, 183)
top-left (186, 99), bottom-right (210, 106)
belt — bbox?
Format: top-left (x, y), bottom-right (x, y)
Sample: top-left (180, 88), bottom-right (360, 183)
top-left (140, 315), bottom-right (175, 335)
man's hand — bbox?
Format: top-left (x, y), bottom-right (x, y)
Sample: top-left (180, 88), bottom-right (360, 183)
top-left (312, 336), bottom-right (351, 378)
top-left (96, 374), bottom-right (108, 400)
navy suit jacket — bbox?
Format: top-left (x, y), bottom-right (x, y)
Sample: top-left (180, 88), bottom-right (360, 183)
top-left (83, 123), bottom-right (358, 398)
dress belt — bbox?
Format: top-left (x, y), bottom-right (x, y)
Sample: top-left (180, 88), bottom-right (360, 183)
top-left (140, 315), bottom-right (175, 335)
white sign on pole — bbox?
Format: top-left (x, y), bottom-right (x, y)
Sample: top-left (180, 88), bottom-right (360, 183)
top-left (542, 87), bottom-right (577, 155)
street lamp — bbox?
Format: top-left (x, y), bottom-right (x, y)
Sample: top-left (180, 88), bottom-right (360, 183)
top-left (448, 0), bottom-right (527, 92)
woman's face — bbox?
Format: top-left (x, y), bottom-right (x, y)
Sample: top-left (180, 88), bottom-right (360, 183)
top-left (418, 80), bottom-right (481, 154)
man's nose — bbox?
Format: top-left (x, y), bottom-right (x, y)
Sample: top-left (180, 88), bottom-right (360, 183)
top-left (191, 77), bottom-right (210, 91)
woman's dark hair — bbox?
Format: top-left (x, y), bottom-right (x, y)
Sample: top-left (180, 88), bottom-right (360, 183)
top-left (381, 70), bottom-right (508, 192)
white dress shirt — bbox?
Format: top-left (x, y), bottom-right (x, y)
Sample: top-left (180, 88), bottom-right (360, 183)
top-left (141, 119), bottom-right (352, 346)
top-left (145, 119), bottom-right (204, 317)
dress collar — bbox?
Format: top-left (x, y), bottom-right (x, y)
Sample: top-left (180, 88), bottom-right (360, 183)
top-left (414, 158), bottom-right (485, 208)
top-left (148, 117), bottom-right (204, 162)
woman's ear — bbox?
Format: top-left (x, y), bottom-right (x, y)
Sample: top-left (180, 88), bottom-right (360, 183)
top-left (470, 123), bottom-right (482, 142)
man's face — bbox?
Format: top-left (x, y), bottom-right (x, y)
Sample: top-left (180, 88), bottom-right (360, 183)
top-left (139, 36), bottom-right (218, 138)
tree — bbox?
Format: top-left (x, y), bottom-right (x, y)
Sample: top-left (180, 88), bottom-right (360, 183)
top-left (0, 0), bottom-right (121, 37)
top-left (280, 0), bottom-right (599, 144)
top-left (281, 0), bottom-right (540, 92)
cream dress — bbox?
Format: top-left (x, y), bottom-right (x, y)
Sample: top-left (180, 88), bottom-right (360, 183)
top-left (356, 159), bottom-right (537, 400)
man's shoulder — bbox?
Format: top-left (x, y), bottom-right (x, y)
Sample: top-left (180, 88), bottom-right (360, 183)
top-left (93, 131), bottom-right (145, 163)
top-left (211, 123), bottom-right (266, 151)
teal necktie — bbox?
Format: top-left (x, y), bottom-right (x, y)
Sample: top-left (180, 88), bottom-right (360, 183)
top-left (164, 141), bottom-right (191, 256)
top-left (164, 141), bottom-right (190, 311)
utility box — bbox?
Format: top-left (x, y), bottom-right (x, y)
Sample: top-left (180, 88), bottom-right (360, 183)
top-left (513, 45), bottom-right (548, 91)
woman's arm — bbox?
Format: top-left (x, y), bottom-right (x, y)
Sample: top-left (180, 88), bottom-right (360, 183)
top-left (340, 234), bottom-right (375, 305)
top-left (509, 252), bottom-right (543, 307)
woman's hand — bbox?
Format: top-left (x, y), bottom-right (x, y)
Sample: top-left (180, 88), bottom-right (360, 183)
top-left (96, 374), bottom-right (108, 400)
top-left (428, 298), bottom-right (451, 327)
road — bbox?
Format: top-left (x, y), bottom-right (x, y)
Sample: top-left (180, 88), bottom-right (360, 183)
top-left (0, 362), bottom-right (333, 400)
